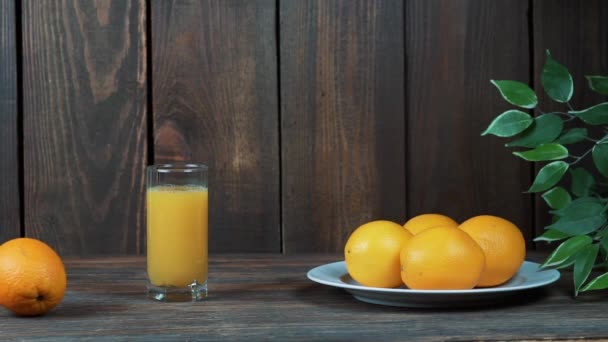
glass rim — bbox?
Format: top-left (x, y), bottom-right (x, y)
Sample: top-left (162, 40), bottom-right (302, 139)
top-left (147, 163), bottom-right (208, 173)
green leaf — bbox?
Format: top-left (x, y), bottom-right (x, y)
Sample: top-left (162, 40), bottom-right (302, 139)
top-left (482, 110), bottom-right (534, 137)
top-left (581, 272), bottom-right (608, 292)
top-left (551, 197), bottom-right (603, 216)
top-left (570, 103), bottom-right (608, 125)
top-left (547, 215), bottom-right (607, 236)
top-left (491, 80), bottom-right (538, 109)
top-left (541, 235), bottom-right (592, 268)
top-left (513, 143), bottom-right (568, 161)
top-left (574, 244), bottom-right (600, 295)
top-left (592, 143), bottom-right (608, 178)
top-left (601, 235), bottom-right (608, 260)
top-left (541, 50), bottom-right (573, 103)
top-left (528, 161), bottom-right (569, 193)
top-left (547, 197), bottom-right (607, 235)
top-left (596, 227), bottom-right (608, 241)
top-left (551, 197), bottom-right (603, 217)
top-left (534, 228), bottom-right (570, 242)
top-left (542, 186), bottom-right (571, 210)
top-left (570, 167), bottom-right (596, 197)
top-left (555, 128), bottom-right (588, 145)
top-left (506, 114), bottom-right (563, 148)
top-left (555, 256), bottom-right (576, 270)
top-left (587, 75), bottom-right (608, 96)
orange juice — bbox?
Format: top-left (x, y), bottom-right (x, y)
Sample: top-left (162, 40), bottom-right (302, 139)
top-left (147, 185), bottom-right (208, 287)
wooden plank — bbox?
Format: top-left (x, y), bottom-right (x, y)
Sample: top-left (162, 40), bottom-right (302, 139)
top-left (152, 0), bottom-right (280, 252)
top-left (406, 0), bottom-right (534, 242)
top-left (280, 0), bottom-right (405, 253)
top-left (22, 0), bottom-right (147, 255)
top-left (0, 0), bottom-right (19, 241)
top-left (533, 0), bottom-right (608, 239)
top-left (1, 253), bottom-right (608, 341)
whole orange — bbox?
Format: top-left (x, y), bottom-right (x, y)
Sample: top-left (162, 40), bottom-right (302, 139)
top-left (460, 215), bottom-right (526, 287)
top-left (345, 220), bottom-right (413, 288)
top-left (400, 226), bottom-right (485, 290)
top-left (403, 213), bottom-right (458, 235)
top-left (0, 238), bottom-right (67, 316)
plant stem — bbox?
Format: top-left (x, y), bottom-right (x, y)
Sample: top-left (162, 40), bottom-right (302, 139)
top-left (554, 111), bottom-right (578, 122)
top-left (593, 262), bottom-right (608, 270)
top-left (570, 148), bottom-right (594, 165)
top-left (554, 111), bottom-right (575, 118)
top-left (567, 102), bottom-right (575, 111)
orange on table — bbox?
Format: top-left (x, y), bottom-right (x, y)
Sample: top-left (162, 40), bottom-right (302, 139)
top-left (460, 215), bottom-right (526, 287)
top-left (0, 238), bottom-right (67, 316)
top-left (400, 226), bottom-right (485, 290)
top-left (345, 220), bottom-right (413, 288)
top-left (403, 213), bottom-right (458, 235)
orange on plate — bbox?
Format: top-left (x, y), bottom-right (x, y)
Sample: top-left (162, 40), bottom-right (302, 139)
top-left (0, 238), bottom-right (67, 316)
top-left (403, 213), bottom-right (458, 235)
top-left (460, 215), bottom-right (526, 287)
top-left (400, 226), bottom-right (485, 290)
top-left (345, 220), bottom-right (413, 288)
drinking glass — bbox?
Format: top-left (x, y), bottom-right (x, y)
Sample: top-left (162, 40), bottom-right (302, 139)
top-left (146, 163), bottom-right (209, 302)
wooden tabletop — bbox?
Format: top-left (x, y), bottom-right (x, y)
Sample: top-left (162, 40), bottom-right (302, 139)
top-left (1, 254), bottom-right (607, 341)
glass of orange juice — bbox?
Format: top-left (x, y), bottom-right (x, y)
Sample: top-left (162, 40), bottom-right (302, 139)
top-left (146, 163), bottom-right (209, 302)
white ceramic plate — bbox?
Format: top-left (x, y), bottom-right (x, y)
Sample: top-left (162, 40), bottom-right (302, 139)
top-left (307, 261), bottom-right (560, 308)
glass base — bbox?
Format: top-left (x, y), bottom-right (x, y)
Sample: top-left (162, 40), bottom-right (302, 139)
top-left (147, 280), bottom-right (208, 302)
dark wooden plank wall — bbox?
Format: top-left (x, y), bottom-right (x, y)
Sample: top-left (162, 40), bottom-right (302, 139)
top-left (406, 0), bottom-right (533, 242)
top-left (22, 0), bottom-right (147, 256)
top-left (533, 0), bottom-right (608, 238)
top-left (152, 0), bottom-right (280, 253)
top-left (0, 0), bottom-right (605, 255)
top-left (280, 0), bottom-right (405, 253)
top-left (0, 0), bottom-right (19, 241)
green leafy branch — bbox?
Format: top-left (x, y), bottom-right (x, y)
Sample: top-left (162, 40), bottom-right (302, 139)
top-left (483, 50), bottom-right (608, 296)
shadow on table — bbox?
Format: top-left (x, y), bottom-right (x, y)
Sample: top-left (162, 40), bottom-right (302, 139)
top-left (207, 277), bottom-right (322, 302)
top-left (293, 284), bottom-right (552, 313)
top-left (45, 302), bottom-right (131, 318)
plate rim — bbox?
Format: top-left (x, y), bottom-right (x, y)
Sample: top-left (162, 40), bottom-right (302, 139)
top-left (307, 260), bottom-right (560, 294)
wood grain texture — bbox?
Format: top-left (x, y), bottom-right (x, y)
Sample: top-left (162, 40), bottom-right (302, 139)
top-left (0, 0), bottom-right (20, 241)
top-left (152, 0), bottom-right (279, 253)
top-left (1, 254), bottom-right (607, 341)
top-left (22, 0), bottom-right (147, 255)
top-left (533, 0), bottom-right (608, 240)
top-left (280, 0), bottom-right (405, 253)
top-left (406, 0), bottom-right (534, 241)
